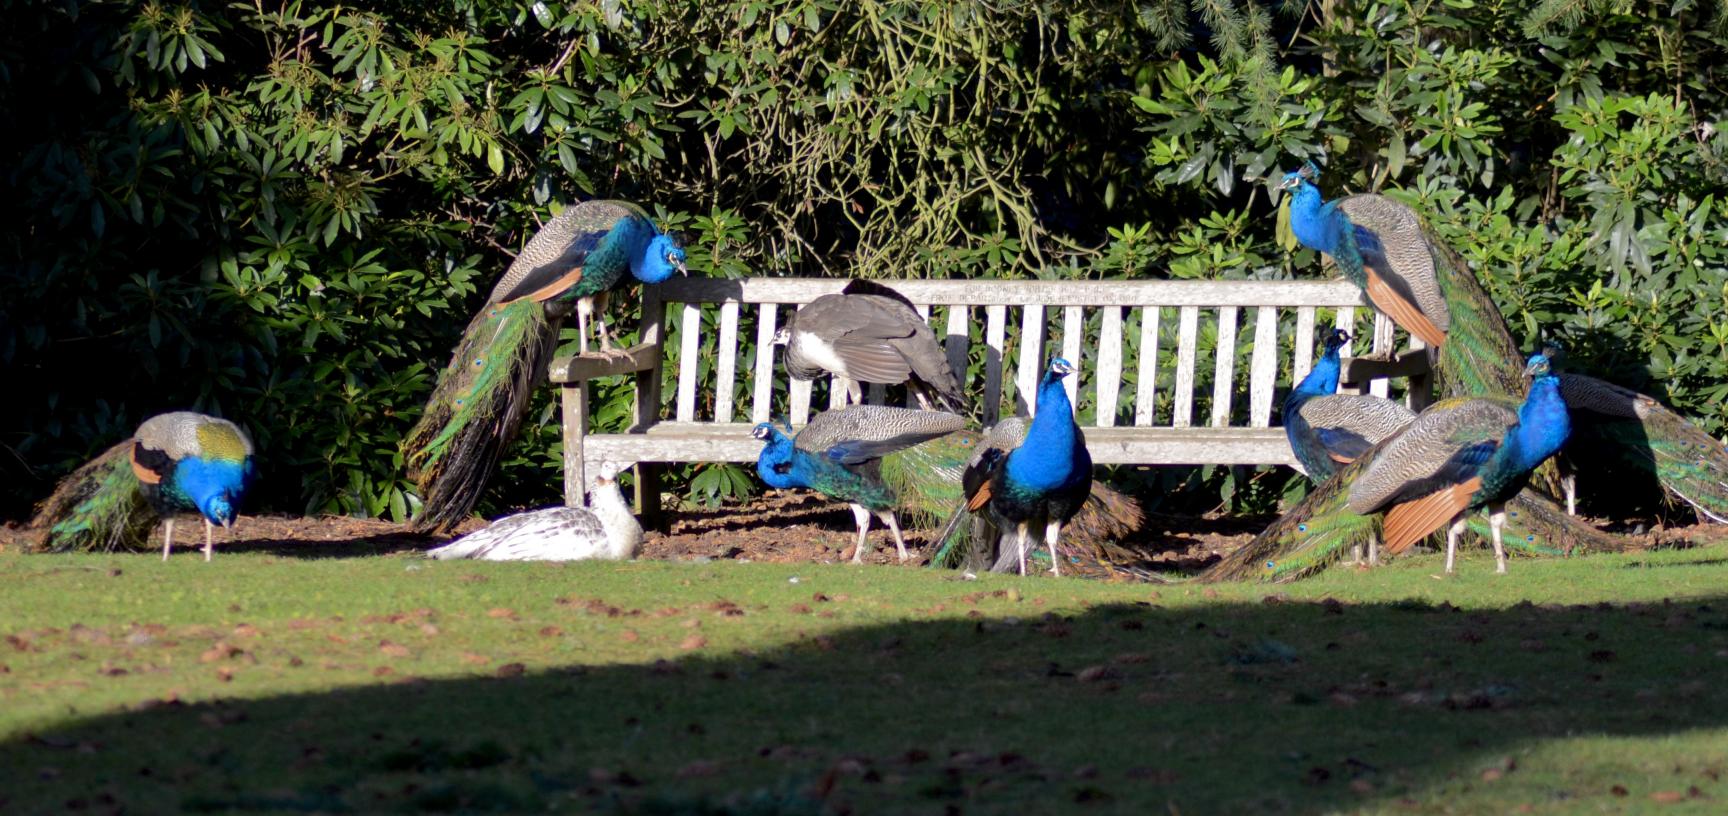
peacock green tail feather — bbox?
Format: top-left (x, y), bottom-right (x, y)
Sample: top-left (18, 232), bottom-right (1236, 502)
top-left (404, 298), bottom-right (561, 533)
top-left (1202, 456), bottom-right (1380, 583)
top-left (1431, 241), bottom-right (1524, 399)
top-left (31, 441), bottom-right (157, 552)
top-left (879, 430), bottom-right (976, 526)
top-left (1566, 394), bottom-right (1728, 524)
top-left (1473, 490), bottom-right (1631, 557)
top-left (929, 484), bottom-right (1147, 572)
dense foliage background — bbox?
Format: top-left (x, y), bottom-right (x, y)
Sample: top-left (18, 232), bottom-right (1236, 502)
top-left (4, 0), bottom-right (1725, 521)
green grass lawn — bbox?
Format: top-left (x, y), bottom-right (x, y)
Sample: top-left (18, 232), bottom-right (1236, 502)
top-left (4, 543), bottom-right (1728, 814)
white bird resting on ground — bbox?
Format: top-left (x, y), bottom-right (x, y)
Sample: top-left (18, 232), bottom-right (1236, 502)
top-left (426, 462), bottom-right (642, 561)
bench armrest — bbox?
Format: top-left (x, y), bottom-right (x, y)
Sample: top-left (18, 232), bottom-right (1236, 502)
top-left (548, 343), bottom-right (659, 384)
top-left (1339, 347), bottom-right (1432, 385)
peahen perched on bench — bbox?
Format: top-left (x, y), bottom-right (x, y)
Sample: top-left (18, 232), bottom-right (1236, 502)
top-left (753, 405), bottom-right (970, 563)
top-left (1215, 352), bottom-right (1574, 581)
top-left (774, 280), bottom-right (964, 412)
top-left (404, 201), bottom-right (686, 533)
top-left (32, 411), bottom-right (257, 560)
top-left (1278, 160), bottom-right (1728, 525)
top-left (936, 358), bottom-right (1093, 577)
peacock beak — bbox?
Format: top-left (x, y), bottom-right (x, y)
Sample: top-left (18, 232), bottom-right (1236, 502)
top-left (673, 257), bottom-right (688, 276)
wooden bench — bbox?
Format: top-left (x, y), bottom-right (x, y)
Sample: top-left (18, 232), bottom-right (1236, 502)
top-left (549, 277), bottom-right (1433, 522)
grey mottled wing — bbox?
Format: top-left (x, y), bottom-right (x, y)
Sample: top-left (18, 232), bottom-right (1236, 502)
top-left (134, 412), bottom-right (254, 461)
top-left (794, 406), bottom-right (967, 463)
top-left (428, 506), bottom-right (607, 561)
top-left (1347, 397), bottom-right (1519, 514)
top-left (488, 200), bottom-right (646, 303)
top-left (1555, 372), bottom-right (1656, 420)
top-left (785, 295), bottom-right (963, 408)
top-left (1336, 195), bottom-right (1449, 334)
top-left (1298, 395), bottom-right (1415, 460)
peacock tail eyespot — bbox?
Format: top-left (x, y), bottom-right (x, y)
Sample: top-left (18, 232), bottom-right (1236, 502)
top-left (1265, 560), bottom-right (1276, 570)
top-left (1297, 523), bottom-right (1308, 532)
top-left (1526, 535), bottom-right (1535, 542)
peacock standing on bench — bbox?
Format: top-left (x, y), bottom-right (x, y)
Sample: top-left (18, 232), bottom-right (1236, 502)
top-left (32, 411), bottom-right (257, 560)
top-left (753, 406), bottom-right (969, 563)
top-left (1212, 352), bottom-right (1574, 581)
top-left (1278, 160), bottom-right (1728, 525)
top-left (938, 358), bottom-right (1093, 577)
top-left (775, 281), bottom-right (965, 412)
top-left (404, 200), bottom-right (686, 533)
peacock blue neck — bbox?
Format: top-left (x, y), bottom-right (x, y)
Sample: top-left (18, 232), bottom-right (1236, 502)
top-left (1292, 341), bottom-right (1343, 401)
top-left (1286, 182), bottom-right (1336, 250)
top-left (1006, 372), bottom-right (1083, 491)
top-left (634, 234), bottom-right (683, 283)
top-left (1506, 373), bottom-right (1570, 472)
top-left (171, 456), bottom-right (248, 526)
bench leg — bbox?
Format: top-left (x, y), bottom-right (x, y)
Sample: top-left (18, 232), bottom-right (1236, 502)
top-left (561, 383), bottom-right (588, 507)
top-left (634, 462), bottom-right (666, 532)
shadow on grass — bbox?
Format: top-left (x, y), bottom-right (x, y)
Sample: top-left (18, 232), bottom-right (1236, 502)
top-left (4, 593), bottom-right (1727, 814)
top-left (219, 532), bottom-right (441, 560)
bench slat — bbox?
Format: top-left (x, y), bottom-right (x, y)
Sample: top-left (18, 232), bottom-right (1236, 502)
top-left (647, 276), bottom-right (1369, 308)
top-left (1096, 306), bottom-right (1123, 427)
top-left (1249, 305), bottom-right (1277, 428)
top-left (1135, 307), bottom-right (1161, 427)
top-left (830, 376), bottom-right (850, 410)
top-left (944, 305), bottom-right (969, 410)
top-left (1334, 306), bottom-right (1359, 395)
top-left (1173, 306), bottom-right (1199, 428)
top-left (1294, 305), bottom-right (1316, 384)
top-left (1211, 305), bottom-right (1239, 428)
top-left (714, 300), bottom-right (739, 423)
top-left (984, 305), bottom-right (1006, 425)
top-left (1016, 305), bottom-right (1044, 416)
top-left (790, 376), bottom-right (813, 426)
top-left (1062, 305), bottom-right (1083, 410)
top-left (750, 303), bottom-right (777, 423)
top-left (1370, 311), bottom-right (1394, 399)
top-left (675, 302), bottom-right (701, 422)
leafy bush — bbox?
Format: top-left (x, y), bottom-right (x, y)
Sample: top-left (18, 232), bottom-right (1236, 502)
top-left (3, 0), bottom-right (1724, 521)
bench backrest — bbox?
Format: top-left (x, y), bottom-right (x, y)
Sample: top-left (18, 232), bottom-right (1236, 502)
top-left (638, 277), bottom-right (1405, 430)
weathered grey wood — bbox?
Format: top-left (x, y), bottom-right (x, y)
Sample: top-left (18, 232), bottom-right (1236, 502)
top-left (944, 305), bottom-right (969, 405)
top-left (1210, 306), bottom-right (1239, 428)
top-left (1406, 338), bottom-right (1434, 411)
top-left (1134, 307), bottom-right (1161, 427)
top-left (829, 376), bottom-right (849, 410)
top-left (1061, 305), bottom-right (1083, 410)
top-left (1339, 348), bottom-right (1434, 386)
top-left (580, 423), bottom-right (1300, 467)
top-left (789, 376), bottom-right (813, 426)
top-left (1016, 305), bottom-right (1045, 416)
top-left (675, 302), bottom-right (702, 422)
top-left (1173, 306), bottom-right (1199, 428)
top-left (714, 300), bottom-right (739, 422)
top-left (1249, 305), bottom-right (1277, 428)
top-left (1293, 306), bottom-right (1317, 383)
top-left (647, 276), bottom-right (1369, 308)
top-left (1096, 307), bottom-right (1123, 428)
top-left (561, 384), bottom-right (586, 507)
top-left (750, 303), bottom-right (778, 423)
top-left (635, 294), bottom-right (667, 432)
top-left (549, 344), bottom-right (658, 383)
top-left (984, 304), bottom-right (1006, 425)
top-left (1370, 311), bottom-right (1395, 399)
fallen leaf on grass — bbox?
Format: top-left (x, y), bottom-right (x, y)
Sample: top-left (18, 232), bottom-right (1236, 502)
top-left (1611, 785), bottom-right (1629, 796)
top-left (215, 667), bottom-right (234, 682)
top-left (1651, 791), bottom-right (1685, 803)
top-left (620, 630), bottom-right (640, 643)
top-left (539, 626), bottom-right (563, 637)
top-left (495, 663), bottom-right (526, 678)
top-left (681, 635), bottom-right (708, 650)
top-left (232, 624), bottom-right (259, 638)
top-left (379, 641), bottom-right (410, 658)
top-left (486, 608), bottom-right (517, 620)
top-left (200, 644), bottom-right (242, 663)
top-left (460, 653), bottom-right (490, 665)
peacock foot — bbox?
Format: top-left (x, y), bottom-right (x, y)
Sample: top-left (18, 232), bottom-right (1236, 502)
top-left (579, 346), bottom-right (637, 363)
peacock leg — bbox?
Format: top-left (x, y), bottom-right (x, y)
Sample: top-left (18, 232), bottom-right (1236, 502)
top-left (879, 510), bottom-right (910, 562)
top-left (1563, 473), bottom-right (1577, 516)
top-left (575, 298), bottom-right (594, 355)
top-left (590, 291), bottom-right (632, 361)
top-left (1367, 532), bottom-right (1381, 567)
top-left (160, 517), bottom-right (175, 561)
top-left (203, 519), bottom-right (214, 562)
top-left (1489, 505), bottom-right (1508, 574)
top-left (845, 378), bottom-right (863, 406)
top-left (1043, 519), bottom-right (1062, 577)
top-left (1444, 517), bottom-right (1467, 574)
top-left (1014, 523), bottom-right (1030, 576)
top-left (849, 504), bottom-right (873, 564)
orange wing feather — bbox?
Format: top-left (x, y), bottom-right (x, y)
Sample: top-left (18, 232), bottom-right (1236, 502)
top-left (499, 267), bottom-right (585, 305)
top-left (1365, 268), bottom-right (1447, 349)
top-left (129, 446), bottom-right (162, 485)
top-left (965, 481), bottom-right (994, 512)
top-left (1381, 477), bottom-right (1481, 555)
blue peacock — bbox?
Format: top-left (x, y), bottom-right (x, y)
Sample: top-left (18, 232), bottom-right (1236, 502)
top-left (753, 405), bottom-right (971, 563)
top-left (941, 357), bottom-right (1093, 577)
top-left (32, 411), bottom-right (258, 560)
top-left (1215, 351), bottom-right (1572, 581)
top-left (1277, 160), bottom-right (1728, 527)
top-left (404, 200), bottom-right (686, 533)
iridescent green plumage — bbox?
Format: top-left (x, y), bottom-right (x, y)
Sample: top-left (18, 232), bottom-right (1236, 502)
top-left (32, 441), bottom-right (155, 552)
